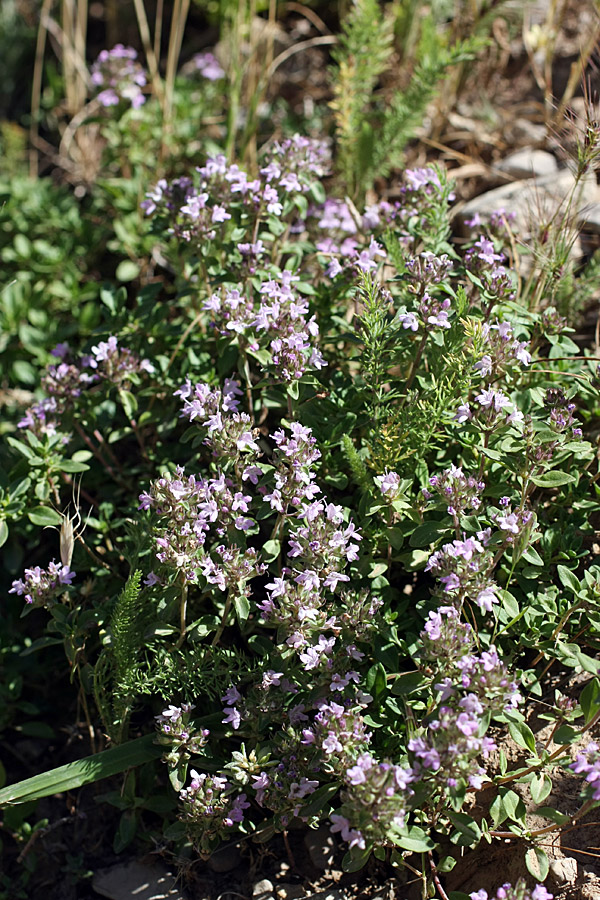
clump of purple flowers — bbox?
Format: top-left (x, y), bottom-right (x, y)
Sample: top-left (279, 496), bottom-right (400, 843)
top-left (10, 561), bottom-right (75, 608)
top-left (426, 534), bottom-right (499, 613)
top-left (155, 703), bottom-right (210, 775)
top-left (90, 45), bottom-right (147, 109)
top-left (571, 741), bottom-right (600, 799)
top-left (179, 770), bottom-right (250, 855)
top-left (192, 51), bottom-right (225, 81)
top-left (331, 751), bottom-right (414, 850)
top-left (83, 335), bottom-right (155, 383)
top-left (470, 881), bottom-right (552, 900)
top-left (424, 464), bottom-right (485, 524)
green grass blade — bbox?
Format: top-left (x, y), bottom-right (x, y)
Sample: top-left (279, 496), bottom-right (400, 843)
top-left (0, 734), bottom-right (162, 806)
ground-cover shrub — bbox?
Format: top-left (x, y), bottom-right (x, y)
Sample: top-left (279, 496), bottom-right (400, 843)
top-left (2, 113), bottom-right (600, 899)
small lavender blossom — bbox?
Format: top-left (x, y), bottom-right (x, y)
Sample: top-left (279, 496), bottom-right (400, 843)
top-left (90, 45), bottom-right (146, 109)
top-left (192, 51), bottom-right (225, 80)
top-left (10, 561), bottom-right (75, 608)
top-left (426, 465), bottom-right (485, 520)
top-left (470, 882), bottom-right (552, 900)
top-left (571, 742), bottom-right (600, 799)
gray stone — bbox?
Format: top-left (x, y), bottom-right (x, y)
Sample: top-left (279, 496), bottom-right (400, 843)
top-left (253, 879), bottom-right (275, 899)
top-left (578, 201), bottom-right (600, 234)
top-left (457, 169), bottom-right (597, 238)
top-left (308, 891), bottom-right (347, 900)
top-left (510, 118), bottom-right (547, 145)
top-left (207, 843), bottom-right (242, 873)
top-left (496, 148), bottom-right (558, 180)
top-left (92, 861), bottom-right (184, 900)
top-left (304, 825), bottom-right (337, 870)
top-left (276, 885), bottom-right (307, 900)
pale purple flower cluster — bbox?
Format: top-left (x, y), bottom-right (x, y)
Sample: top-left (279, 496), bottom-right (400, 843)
top-left (424, 465), bottom-right (485, 521)
top-left (472, 320), bottom-right (531, 379)
top-left (571, 742), bottom-right (600, 799)
top-left (465, 235), bottom-right (515, 301)
top-left (265, 422), bottom-right (321, 513)
top-left (192, 51), bottom-right (225, 80)
top-left (492, 502), bottom-right (534, 546)
top-left (175, 379), bottom-right (260, 459)
top-left (155, 702), bottom-right (210, 770)
top-left (142, 138), bottom-right (327, 246)
top-left (204, 271), bottom-right (325, 381)
top-left (425, 535), bottom-right (499, 613)
top-left (301, 695), bottom-right (372, 763)
top-left (409, 702), bottom-right (496, 792)
top-left (310, 198), bottom-right (389, 278)
top-left (261, 135), bottom-right (330, 193)
top-left (332, 752), bottom-right (414, 850)
top-left (179, 770), bottom-right (250, 851)
top-left (83, 335), bottom-right (155, 383)
top-left (543, 388), bottom-right (579, 435)
top-left (376, 470), bottom-right (402, 500)
top-left (251, 764), bottom-right (319, 821)
top-left (421, 609), bottom-right (521, 712)
top-left (139, 466), bottom-right (260, 582)
top-left (405, 251), bottom-right (453, 289)
top-left (10, 561), bottom-right (75, 608)
top-left (90, 45), bottom-right (146, 109)
top-left (18, 396), bottom-right (63, 439)
top-left (470, 881), bottom-right (552, 900)
top-left (455, 389), bottom-right (523, 429)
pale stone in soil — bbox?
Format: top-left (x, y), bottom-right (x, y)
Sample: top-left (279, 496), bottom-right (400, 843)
top-left (92, 860), bottom-right (183, 900)
top-left (496, 148), bottom-right (558, 179)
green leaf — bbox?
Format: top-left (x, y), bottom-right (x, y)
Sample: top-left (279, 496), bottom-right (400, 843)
top-left (119, 390), bottom-right (138, 420)
top-left (390, 825), bottom-right (434, 852)
top-left (0, 520), bottom-right (8, 548)
top-left (28, 506), bottom-right (63, 527)
top-left (508, 721), bottom-right (537, 755)
top-left (409, 522), bottom-right (450, 548)
top-left (300, 782), bottom-right (339, 817)
top-left (61, 460), bottom-right (90, 473)
top-left (262, 540), bottom-right (280, 563)
top-left (526, 846), bottom-right (549, 881)
top-left (531, 471), bottom-right (576, 488)
top-left (342, 844), bottom-right (372, 873)
top-left (116, 260), bottom-right (140, 282)
top-left (580, 678), bottom-right (600, 724)
top-left (530, 773), bottom-right (552, 805)
top-left (557, 565), bottom-right (581, 594)
top-left (233, 594), bottom-right (250, 625)
top-left (535, 807), bottom-right (570, 825)
top-left (448, 811), bottom-right (481, 846)
top-left (0, 735), bottom-right (162, 806)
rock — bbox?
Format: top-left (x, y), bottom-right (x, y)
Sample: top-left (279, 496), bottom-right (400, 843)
top-left (309, 891), bottom-right (347, 900)
top-left (548, 855), bottom-right (578, 885)
top-left (496, 148), bottom-right (558, 180)
top-left (92, 860), bottom-right (183, 900)
top-left (304, 824), bottom-right (337, 870)
top-left (253, 879), bottom-right (275, 899)
top-left (457, 169), bottom-right (597, 238)
top-left (578, 202), bottom-right (600, 234)
top-left (510, 118), bottom-right (547, 145)
top-left (207, 843), bottom-right (242, 873)
top-left (276, 885), bottom-right (306, 900)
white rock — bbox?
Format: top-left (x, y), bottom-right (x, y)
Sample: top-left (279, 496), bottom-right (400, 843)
top-left (92, 861), bottom-right (183, 900)
top-left (253, 879), bottom-right (275, 899)
top-left (276, 884), bottom-right (306, 900)
top-left (496, 148), bottom-right (558, 180)
top-left (458, 169), bottom-right (596, 238)
top-left (578, 201), bottom-right (600, 233)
